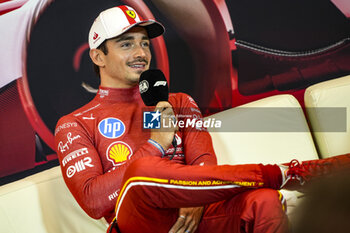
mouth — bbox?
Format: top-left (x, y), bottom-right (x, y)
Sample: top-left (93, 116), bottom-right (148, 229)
top-left (128, 61), bottom-right (148, 71)
top-left (129, 64), bottom-right (146, 69)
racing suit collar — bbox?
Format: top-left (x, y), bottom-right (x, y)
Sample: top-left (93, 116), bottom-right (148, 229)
top-left (96, 85), bottom-right (142, 102)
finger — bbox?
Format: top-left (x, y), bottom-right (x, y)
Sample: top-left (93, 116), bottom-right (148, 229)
top-left (177, 226), bottom-right (187, 233)
top-left (155, 101), bottom-right (172, 109)
top-left (184, 218), bottom-right (197, 233)
top-left (169, 221), bottom-right (184, 233)
top-left (191, 221), bottom-right (199, 233)
top-left (161, 109), bottom-right (178, 132)
top-left (169, 215), bottom-right (186, 233)
top-left (183, 215), bottom-right (192, 228)
top-left (162, 108), bottom-right (175, 117)
top-left (178, 216), bottom-right (195, 233)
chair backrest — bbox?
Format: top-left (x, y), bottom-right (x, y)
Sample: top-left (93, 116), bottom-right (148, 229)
top-left (205, 94), bottom-right (319, 165)
top-left (304, 75), bottom-right (350, 158)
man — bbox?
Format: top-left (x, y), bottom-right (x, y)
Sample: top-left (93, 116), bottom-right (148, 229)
top-left (54, 5), bottom-right (350, 233)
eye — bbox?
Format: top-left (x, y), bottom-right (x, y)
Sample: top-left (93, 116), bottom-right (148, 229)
top-left (121, 42), bottom-right (132, 48)
top-left (141, 41), bottom-right (150, 48)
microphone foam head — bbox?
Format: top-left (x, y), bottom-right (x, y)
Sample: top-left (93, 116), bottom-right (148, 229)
top-left (139, 69), bottom-right (169, 106)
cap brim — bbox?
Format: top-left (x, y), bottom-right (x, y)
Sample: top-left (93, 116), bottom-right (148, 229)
top-left (138, 20), bottom-right (165, 39)
top-left (120, 20), bottom-right (165, 39)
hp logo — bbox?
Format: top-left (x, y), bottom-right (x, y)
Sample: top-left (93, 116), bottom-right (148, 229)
top-left (98, 118), bottom-right (125, 139)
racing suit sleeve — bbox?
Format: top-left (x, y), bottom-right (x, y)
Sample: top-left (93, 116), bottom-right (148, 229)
top-left (54, 116), bottom-right (164, 221)
top-left (170, 93), bottom-right (218, 166)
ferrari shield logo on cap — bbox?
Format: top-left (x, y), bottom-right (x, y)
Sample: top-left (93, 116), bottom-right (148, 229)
top-left (126, 10), bottom-right (136, 19)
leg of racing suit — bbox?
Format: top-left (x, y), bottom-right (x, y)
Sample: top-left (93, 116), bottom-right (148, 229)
top-left (198, 188), bottom-right (288, 233)
top-left (111, 156), bottom-right (286, 233)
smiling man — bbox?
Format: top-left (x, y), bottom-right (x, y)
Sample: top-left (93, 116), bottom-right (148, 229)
top-left (90, 26), bottom-right (151, 88)
top-left (54, 5), bottom-right (348, 233)
top-left (54, 5), bottom-right (289, 233)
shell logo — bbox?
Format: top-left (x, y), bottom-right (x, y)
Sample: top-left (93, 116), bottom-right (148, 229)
top-left (106, 141), bottom-right (133, 166)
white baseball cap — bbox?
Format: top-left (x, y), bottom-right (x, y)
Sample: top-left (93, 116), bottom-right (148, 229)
top-left (88, 5), bottom-right (165, 49)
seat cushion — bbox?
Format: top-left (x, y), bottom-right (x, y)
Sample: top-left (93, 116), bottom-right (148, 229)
top-left (0, 166), bottom-right (107, 233)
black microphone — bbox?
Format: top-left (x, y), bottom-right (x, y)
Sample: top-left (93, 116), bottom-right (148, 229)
top-left (139, 69), bottom-right (177, 160)
top-left (139, 69), bottom-right (169, 106)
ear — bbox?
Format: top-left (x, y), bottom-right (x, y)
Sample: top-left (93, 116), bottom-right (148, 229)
top-left (89, 49), bottom-right (105, 68)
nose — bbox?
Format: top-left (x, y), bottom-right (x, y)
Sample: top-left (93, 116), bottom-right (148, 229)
top-left (133, 45), bottom-right (148, 59)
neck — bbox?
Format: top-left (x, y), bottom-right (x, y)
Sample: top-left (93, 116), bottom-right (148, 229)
top-left (100, 78), bottom-right (138, 89)
top-left (95, 85), bottom-right (142, 103)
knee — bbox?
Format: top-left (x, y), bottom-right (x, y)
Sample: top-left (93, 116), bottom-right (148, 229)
top-left (244, 189), bottom-right (284, 210)
top-left (238, 189), bottom-right (288, 232)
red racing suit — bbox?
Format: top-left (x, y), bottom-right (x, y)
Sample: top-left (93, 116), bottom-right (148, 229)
top-left (55, 86), bottom-right (287, 233)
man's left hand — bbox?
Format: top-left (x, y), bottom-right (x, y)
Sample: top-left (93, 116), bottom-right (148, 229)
top-left (169, 207), bottom-right (204, 233)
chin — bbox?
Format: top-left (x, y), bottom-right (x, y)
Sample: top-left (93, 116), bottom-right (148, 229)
top-left (136, 69), bottom-right (146, 75)
top-left (128, 76), bottom-right (141, 85)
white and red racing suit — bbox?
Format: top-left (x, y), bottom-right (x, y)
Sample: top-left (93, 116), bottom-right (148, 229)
top-left (55, 86), bottom-right (287, 233)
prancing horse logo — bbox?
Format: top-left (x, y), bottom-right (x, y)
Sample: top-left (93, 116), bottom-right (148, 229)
top-left (126, 10), bottom-right (136, 19)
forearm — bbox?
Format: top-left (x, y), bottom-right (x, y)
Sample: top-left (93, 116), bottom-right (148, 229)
top-left (190, 153), bottom-right (217, 166)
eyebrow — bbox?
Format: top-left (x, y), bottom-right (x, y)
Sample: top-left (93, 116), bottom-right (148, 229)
top-left (115, 35), bottom-right (149, 43)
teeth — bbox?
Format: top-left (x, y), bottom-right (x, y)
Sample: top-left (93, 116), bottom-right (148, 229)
top-left (130, 65), bottom-right (144, 68)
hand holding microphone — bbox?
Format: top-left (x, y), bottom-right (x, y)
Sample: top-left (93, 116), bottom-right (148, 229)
top-left (152, 101), bottom-right (178, 151)
top-left (139, 69), bottom-right (178, 155)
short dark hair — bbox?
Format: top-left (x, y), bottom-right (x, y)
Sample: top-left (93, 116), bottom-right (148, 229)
top-left (93, 40), bottom-right (108, 77)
